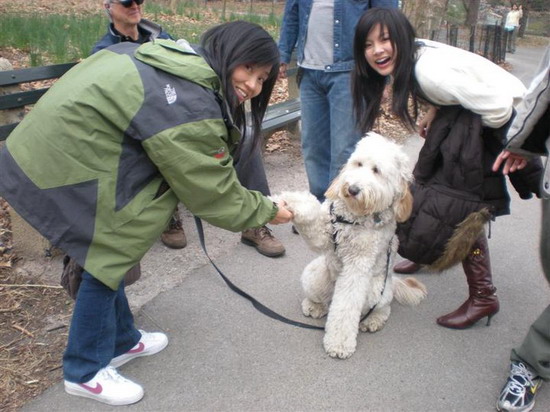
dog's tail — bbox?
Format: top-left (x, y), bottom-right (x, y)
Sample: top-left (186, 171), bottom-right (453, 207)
top-left (392, 277), bottom-right (427, 306)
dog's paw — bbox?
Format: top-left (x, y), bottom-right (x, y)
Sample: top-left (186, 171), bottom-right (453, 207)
top-left (359, 316), bottom-right (387, 333)
top-left (359, 307), bottom-right (390, 333)
top-left (272, 191), bottom-right (320, 220)
top-left (301, 298), bottom-right (328, 319)
top-left (323, 334), bottom-right (357, 359)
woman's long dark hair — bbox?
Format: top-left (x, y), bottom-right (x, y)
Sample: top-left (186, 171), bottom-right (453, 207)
top-left (352, 8), bottom-right (420, 133)
top-left (200, 21), bottom-right (280, 158)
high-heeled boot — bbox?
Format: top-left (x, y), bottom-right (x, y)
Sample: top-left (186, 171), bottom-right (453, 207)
top-left (436, 235), bottom-right (499, 329)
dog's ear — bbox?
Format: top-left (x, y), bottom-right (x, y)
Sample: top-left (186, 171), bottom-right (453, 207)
top-left (324, 166), bottom-right (346, 200)
top-left (324, 177), bottom-right (339, 200)
top-left (394, 183), bottom-right (413, 222)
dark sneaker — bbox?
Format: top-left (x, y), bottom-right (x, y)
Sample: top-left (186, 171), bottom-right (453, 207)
top-left (161, 214), bottom-right (187, 249)
top-left (64, 366), bottom-right (143, 406)
top-left (497, 361), bottom-right (542, 412)
top-left (241, 226), bottom-right (285, 257)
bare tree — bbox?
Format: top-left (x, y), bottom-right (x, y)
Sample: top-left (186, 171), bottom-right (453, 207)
top-left (462, 0), bottom-right (481, 26)
top-left (403, 0), bottom-right (449, 38)
top-left (518, 1), bottom-right (529, 38)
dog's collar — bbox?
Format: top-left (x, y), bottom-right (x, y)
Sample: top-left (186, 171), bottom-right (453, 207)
top-left (329, 202), bottom-right (382, 226)
top-left (329, 202), bottom-right (356, 225)
top-left (329, 202), bottom-right (382, 251)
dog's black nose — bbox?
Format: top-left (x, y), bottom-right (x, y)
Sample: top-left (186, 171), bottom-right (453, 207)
top-left (348, 185), bottom-right (361, 197)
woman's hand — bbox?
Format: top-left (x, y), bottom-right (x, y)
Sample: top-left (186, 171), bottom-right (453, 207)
top-left (492, 150), bottom-right (528, 174)
top-left (417, 105), bottom-right (438, 138)
top-left (269, 200), bottom-right (294, 224)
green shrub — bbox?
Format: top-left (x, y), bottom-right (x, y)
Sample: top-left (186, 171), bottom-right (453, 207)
top-left (0, 13), bottom-right (105, 64)
top-left (0, 1), bottom-right (283, 66)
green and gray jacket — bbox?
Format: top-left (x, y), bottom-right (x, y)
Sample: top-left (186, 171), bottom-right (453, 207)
top-left (0, 39), bottom-right (278, 289)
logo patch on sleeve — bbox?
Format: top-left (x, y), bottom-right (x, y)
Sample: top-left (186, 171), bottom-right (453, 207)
top-left (213, 147), bottom-right (226, 159)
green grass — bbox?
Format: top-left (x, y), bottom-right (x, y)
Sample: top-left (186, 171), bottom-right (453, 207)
top-left (0, 2), bottom-right (283, 66)
top-left (0, 14), bottom-right (105, 64)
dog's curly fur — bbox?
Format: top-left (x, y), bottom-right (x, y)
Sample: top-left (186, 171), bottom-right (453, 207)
top-left (274, 133), bottom-right (427, 359)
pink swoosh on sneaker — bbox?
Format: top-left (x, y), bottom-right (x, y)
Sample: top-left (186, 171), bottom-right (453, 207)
top-left (127, 342), bottom-right (145, 354)
top-left (79, 382), bottom-right (102, 394)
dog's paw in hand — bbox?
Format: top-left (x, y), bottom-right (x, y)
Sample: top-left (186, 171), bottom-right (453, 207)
top-left (271, 191), bottom-right (320, 219)
top-left (301, 298), bottom-right (328, 319)
top-left (323, 334), bottom-right (357, 359)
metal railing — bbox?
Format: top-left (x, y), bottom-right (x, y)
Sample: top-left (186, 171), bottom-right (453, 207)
top-left (430, 22), bottom-right (511, 63)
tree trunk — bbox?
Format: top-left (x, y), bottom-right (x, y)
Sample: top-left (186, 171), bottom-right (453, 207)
top-left (518, 2), bottom-right (529, 38)
top-left (403, 0), bottom-right (448, 39)
top-left (463, 0), bottom-right (481, 26)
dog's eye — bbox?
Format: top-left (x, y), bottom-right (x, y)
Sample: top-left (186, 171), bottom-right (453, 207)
top-left (356, 161), bottom-right (363, 167)
top-left (372, 166), bottom-right (379, 174)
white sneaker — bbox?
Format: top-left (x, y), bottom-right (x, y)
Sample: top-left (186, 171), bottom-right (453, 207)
top-left (109, 330), bottom-right (168, 368)
top-left (64, 366), bottom-right (143, 406)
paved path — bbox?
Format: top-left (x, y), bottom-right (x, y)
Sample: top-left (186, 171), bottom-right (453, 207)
top-left (24, 44), bottom-right (550, 412)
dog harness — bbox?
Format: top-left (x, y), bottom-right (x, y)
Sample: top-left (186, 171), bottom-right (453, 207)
top-left (328, 202), bottom-right (392, 321)
top-left (329, 202), bottom-right (382, 251)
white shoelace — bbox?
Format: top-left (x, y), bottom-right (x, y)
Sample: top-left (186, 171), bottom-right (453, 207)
top-left (506, 363), bottom-right (537, 395)
top-left (99, 366), bottom-right (131, 384)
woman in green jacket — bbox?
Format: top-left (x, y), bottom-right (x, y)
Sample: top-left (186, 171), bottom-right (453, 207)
top-left (0, 21), bottom-right (292, 405)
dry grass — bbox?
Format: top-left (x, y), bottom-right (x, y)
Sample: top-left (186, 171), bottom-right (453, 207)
top-left (1, 201), bottom-right (72, 411)
top-left (0, 267), bottom-right (73, 411)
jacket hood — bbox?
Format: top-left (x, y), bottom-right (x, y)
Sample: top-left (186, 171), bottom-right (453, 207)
top-left (135, 39), bottom-right (221, 92)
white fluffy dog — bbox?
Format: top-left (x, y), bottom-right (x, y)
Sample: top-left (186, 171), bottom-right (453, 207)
top-left (274, 133), bottom-right (427, 359)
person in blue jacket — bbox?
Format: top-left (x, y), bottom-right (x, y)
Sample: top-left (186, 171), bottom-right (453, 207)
top-left (277, 0), bottom-right (398, 202)
top-left (92, 0), bottom-right (173, 55)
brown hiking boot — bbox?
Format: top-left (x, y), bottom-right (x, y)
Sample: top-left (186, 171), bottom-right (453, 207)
top-left (161, 214), bottom-right (187, 249)
top-left (241, 226), bottom-right (285, 257)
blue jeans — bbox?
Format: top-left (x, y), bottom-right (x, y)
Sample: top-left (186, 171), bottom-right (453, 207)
top-left (63, 272), bottom-right (141, 383)
top-left (299, 69), bottom-right (363, 201)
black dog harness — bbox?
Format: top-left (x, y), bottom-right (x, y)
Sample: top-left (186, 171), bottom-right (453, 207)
top-left (328, 202), bottom-right (393, 322)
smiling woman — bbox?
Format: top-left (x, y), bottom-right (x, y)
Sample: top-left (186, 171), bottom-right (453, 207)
top-left (0, 20), bottom-right (291, 406)
top-left (363, 23), bottom-right (395, 77)
top-left (352, 7), bottom-right (533, 332)
top-left (232, 63), bottom-right (272, 104)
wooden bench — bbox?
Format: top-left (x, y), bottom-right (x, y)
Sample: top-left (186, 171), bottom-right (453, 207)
top-left (0, 63), bottom-right (300, 142)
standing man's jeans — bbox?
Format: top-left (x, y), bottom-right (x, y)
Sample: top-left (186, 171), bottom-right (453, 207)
top-left (299, 69), bottom-right (363, 201)
top-left (63, 272), bottom-right (141, 383)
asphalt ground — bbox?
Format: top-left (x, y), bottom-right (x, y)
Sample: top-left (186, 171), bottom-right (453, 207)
top-left (24, 44), bottom-right (550, 412)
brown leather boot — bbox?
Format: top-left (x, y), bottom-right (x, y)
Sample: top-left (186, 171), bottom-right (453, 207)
top-left (393, 259), bottom-right (422, 274)
top-left (241, 226), bottom-right (285, 257)
top-left (436, 235), bottom-right (499, 329)
top-left (161, 212), bottom-right (187, 249)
